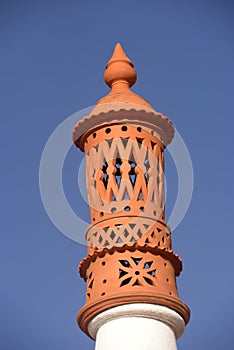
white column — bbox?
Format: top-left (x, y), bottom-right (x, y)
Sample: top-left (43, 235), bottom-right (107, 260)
top-left (88, 304), bottom-right (185, 350)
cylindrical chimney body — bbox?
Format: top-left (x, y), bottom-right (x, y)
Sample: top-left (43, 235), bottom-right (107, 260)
top-left (72, 43), bottom-right (190, 344)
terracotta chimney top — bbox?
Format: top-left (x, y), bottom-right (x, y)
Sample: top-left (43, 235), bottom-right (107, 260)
top-left (96, 43), bottom-right (153, 109)
top-left (73, 43), bottom-right (175, 149)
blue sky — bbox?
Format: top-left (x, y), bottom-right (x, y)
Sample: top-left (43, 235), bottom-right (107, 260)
top-left (1, 1), bottom-right (234, 349)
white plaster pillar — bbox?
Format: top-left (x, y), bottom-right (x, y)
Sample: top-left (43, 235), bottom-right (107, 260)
top-left (88, 304), bottom-right (185, 350)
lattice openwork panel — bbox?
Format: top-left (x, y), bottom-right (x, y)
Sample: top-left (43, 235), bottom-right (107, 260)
top-left (86, 217), bottom-right (171, 253)
top-left (84, 249), bottom-right (178, 303)
top-left (84, 124), bottom-right (165, 225)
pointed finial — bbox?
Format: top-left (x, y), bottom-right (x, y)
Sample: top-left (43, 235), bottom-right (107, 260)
top-left (104, 43), bottom-right (137, 90)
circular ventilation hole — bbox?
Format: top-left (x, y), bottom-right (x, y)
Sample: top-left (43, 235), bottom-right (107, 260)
top-left (101, 292), bottom-right (106, 296)
top-left (135, 271), bottom-right (140, 275)
top-left (124, 206), bottom-right (130, 212)
top-left (140, 206), bottom-right (144, 212)
top-left (153, 210), bottom-right (157, 216)
top-left (103, 279), bottom-right (107, 284)
top-left (111, 207), bottom-right (117, 213)
top-left (102, 261), bottom-right (106, 266)
top-left (137, 127), bottom-right (142, 132)
top-left (121, 126), bottom-right (127, 131)
top-left (105, 128), bottom-right (111, 134)
top-left (93, 133), bottom-right (96, 138)
top-left (100, 212), bottom-right (104, 217)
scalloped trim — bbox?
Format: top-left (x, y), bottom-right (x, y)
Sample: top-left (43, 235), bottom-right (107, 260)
top-left (79, 243), bottom-right (182, 279)
top-left (72, 103), bottom-right (174, 149)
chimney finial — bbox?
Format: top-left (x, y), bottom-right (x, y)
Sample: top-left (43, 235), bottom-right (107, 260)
top-left (104, 43), bottom-right (137, 90)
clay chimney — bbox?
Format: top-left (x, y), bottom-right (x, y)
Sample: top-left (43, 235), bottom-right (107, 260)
top-left (72, 43), bottom-right (190, 350)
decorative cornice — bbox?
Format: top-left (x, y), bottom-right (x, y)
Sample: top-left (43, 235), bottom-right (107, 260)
top-left (72, 103), bottom-right (174, 150)
top-left (79, 243), bottom-right (182, 280)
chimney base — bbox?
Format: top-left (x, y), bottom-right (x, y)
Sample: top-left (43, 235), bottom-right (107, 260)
top-left (88, 303), bottom-right (185, 350)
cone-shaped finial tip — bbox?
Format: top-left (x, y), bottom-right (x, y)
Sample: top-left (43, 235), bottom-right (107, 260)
top-left (107, 43), bottom-right (133, 67)
top-left (104, 43), bottom-right (137, 89)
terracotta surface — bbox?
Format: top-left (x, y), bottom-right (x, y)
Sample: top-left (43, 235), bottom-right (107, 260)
top-left (73, 43), bottom-right (190, 337)
top-left (84, 124), bottom-right (165, 233)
